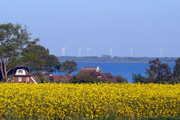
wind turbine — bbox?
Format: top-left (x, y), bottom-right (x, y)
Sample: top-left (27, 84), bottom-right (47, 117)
top-left (60, 47), bottom-right (66, 56)
top-left (77, 48), bottom-right (81, 57)
top-left (160, 48), bottom-right (163, 57)
top-left (129, 48), bottom-right (133, 57)
top-left (109, 48), bottom-right (113, 57)
top-left (86, 48), bottom-right (90, 56)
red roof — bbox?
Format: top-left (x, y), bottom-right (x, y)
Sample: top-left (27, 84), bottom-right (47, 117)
top-left (77, 67), bottom-right (116, 82)
top-left (42, 73), bottom-right (52, 76)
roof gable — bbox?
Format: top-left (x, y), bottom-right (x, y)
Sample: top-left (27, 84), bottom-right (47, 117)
top-left (15, 69), bottom-right (27, 76)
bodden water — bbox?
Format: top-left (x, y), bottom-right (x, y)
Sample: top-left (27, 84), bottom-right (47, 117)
top-left (55, 62), bottom-right (175, 83)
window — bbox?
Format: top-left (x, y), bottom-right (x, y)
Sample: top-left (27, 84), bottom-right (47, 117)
top-left (18, 77), bottom-right (22, 82)
top-left (97, 76), bottom-right (101, 78)
top-left (26, 77), bottom-right (29, 82)
top-left (18, 70), bottom-right (23, 73)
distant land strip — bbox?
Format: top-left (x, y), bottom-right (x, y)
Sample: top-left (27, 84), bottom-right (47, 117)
top-left (58, 56), bottom-right (177, 63)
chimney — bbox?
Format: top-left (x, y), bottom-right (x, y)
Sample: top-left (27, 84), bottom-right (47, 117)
top-left (96, 67), bottom-right (100, 72)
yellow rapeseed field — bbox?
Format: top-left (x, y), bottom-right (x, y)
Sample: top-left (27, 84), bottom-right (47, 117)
top-left (0, 83), bottom-right (180, 119)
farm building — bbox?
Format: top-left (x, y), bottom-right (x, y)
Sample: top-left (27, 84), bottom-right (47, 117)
top-left (13, 69), bottom-right (37, 84)
top-left (77, 67), bottom-right (116, 82)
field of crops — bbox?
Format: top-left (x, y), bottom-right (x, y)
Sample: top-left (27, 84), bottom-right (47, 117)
top-left (0, 83), bottom-right (180, 119)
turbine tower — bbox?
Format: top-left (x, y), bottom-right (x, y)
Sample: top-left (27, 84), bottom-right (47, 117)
top-left (109, 48), bottom-right (113, 57)
top-left (60, 47), bottom-right (66, 56)
top-left (160, 48), bottom-right (163, 57)
top-left (77, 48), bottom-right (81, 57)
top-left (129, 48), bottom-right (133, 57)
top-left (86, 48), bottom-right (90, 56)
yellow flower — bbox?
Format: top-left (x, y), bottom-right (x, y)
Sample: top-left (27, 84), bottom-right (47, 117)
top-left (0, 83), bottom-right (180, 119)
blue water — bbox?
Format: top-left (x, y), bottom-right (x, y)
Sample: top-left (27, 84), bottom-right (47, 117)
top-left (54, 62), bottom-right (175, 83)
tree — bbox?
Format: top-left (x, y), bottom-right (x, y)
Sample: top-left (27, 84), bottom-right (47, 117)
top-left (0, 68), bottom-right (2, 81)
top-left (0, 23), bottom-right (37, 81)
top-left (167, 58), bottom-right (180, 84)
top-left (44, 55), bottom-right (61, 73)
top-left (115, 75), bottom-right (128, 83)
top-left (21, 45), bottom-right (61, 83)
top-left (133, 58), bottom-right (172, 84)
top-left (173, 58), bottom-right (180, 77)
top-left (147, 58), bottom-right (172, 83)
top-left (22, 45), bottom-right (61, 73)
top-left (22, 44), bottom-right (48, 72)
top-left (132, 73), bottom-right (148, 83)
top-left (61, 61), bottom-right (78, 76)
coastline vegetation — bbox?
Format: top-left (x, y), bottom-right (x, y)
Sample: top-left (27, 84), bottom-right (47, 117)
top-left (133, 58), bottom-right (180, 84)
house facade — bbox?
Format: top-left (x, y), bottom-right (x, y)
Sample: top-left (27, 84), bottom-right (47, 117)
top-left (13, 69), bottom-right (37, 84)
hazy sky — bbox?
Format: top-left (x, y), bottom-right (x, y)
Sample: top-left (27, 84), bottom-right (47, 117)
top-left (0, 0), bottom-right (180, 57)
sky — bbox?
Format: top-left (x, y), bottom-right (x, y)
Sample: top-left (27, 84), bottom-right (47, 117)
top-left (0, 0), bottom-right (180, 57)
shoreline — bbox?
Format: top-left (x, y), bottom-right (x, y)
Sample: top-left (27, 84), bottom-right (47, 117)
top-left (61, 61), bottom-right (175, 63)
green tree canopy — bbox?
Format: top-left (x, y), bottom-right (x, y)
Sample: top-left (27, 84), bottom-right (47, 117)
top-left (22, 45), bottom-right (61, 73)
top-left (173, 58), bottom-right (180, 77)
top-left (0, 23), bottom-right (38, 81)
top-left (115, 75), bottom-right (128, 83)
top-left (147, 58), bottom-right (172, 83)
top-left (61, 60), bottom-right (78, 76)
top-left (22, 44), bottom-right (48, 72)
top-left (133, 58), bottom-right (172, 84)
top-left (44, 55), bottom-right (61, 73)
top-left (0, 23), bottom-right (61, 81)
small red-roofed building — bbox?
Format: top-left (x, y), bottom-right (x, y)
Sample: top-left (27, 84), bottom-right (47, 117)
top-left (77, 67), bottom-right (116, 82)
top-left (13, 69), bottom-right (38, 84)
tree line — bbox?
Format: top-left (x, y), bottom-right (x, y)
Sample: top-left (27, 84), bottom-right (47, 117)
top-left (0, 23), bottom-right (77, 82)
top-left (133, 58), bottom-right (180, 84)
